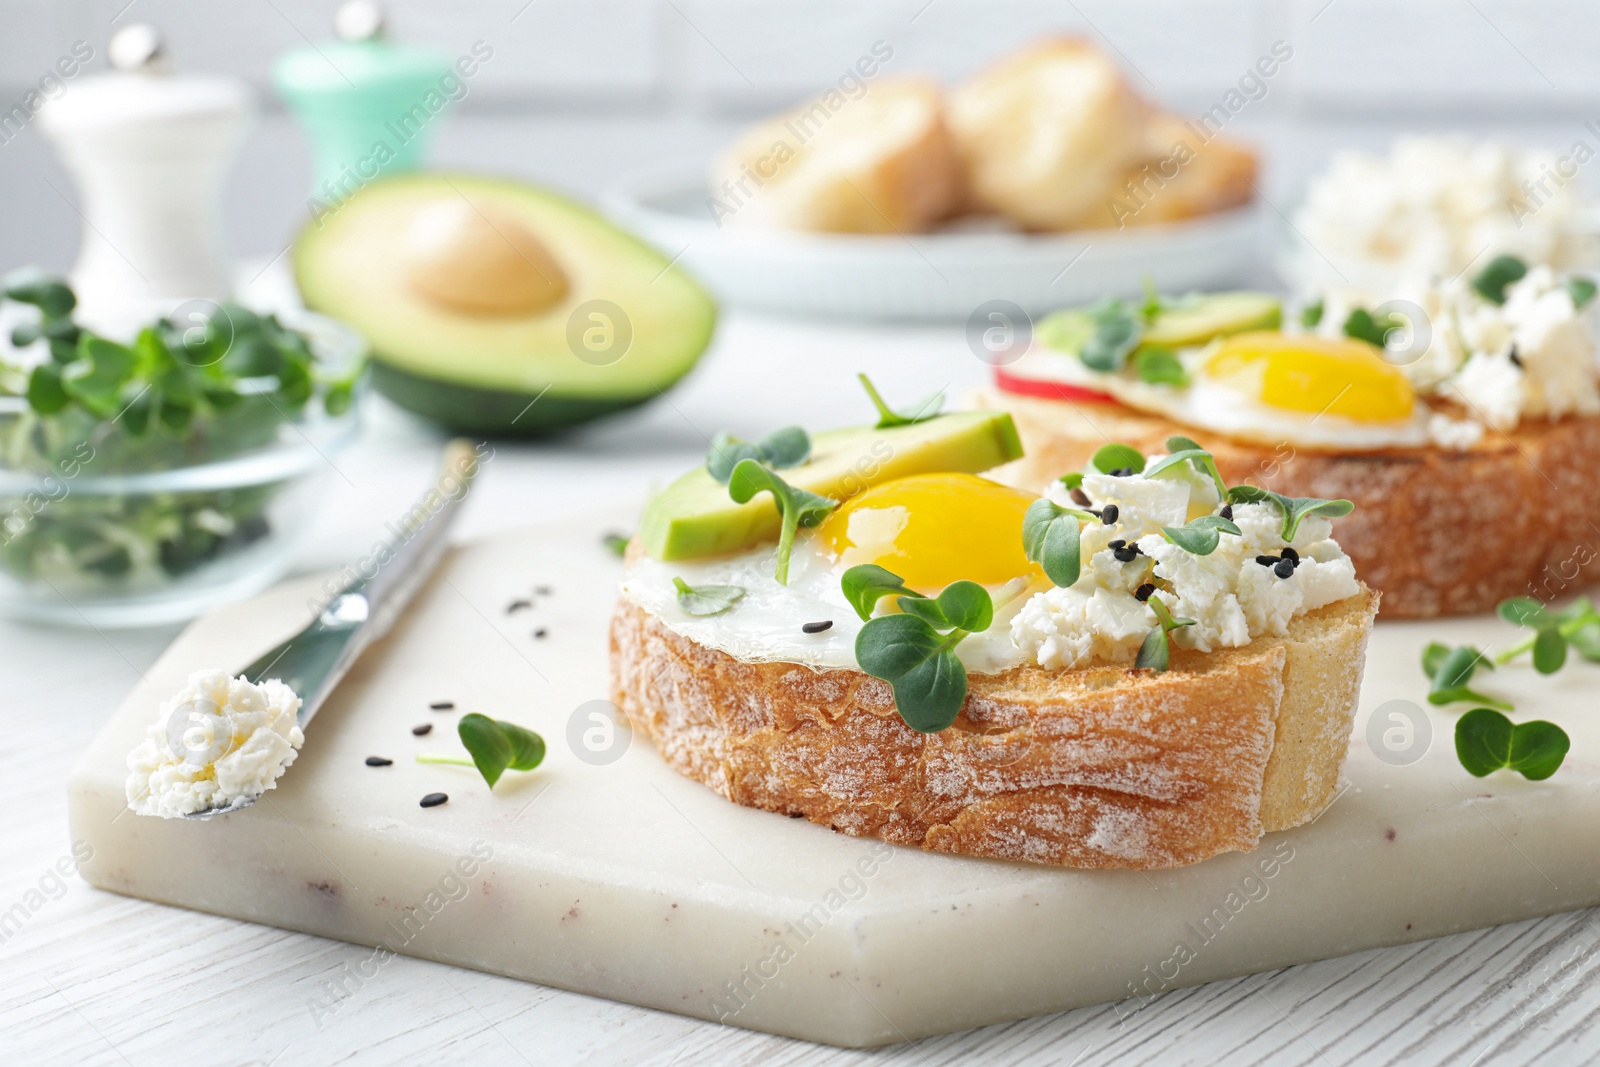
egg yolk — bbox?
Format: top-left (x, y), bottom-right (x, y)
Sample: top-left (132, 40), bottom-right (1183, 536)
top-left (1203, 332), bottom-right (1415, 422)
top-left (817, 473), bottom-right (1043, 593)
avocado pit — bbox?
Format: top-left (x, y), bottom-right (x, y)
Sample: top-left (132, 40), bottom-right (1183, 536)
top-left (404, 198), bottom-right (569, 316)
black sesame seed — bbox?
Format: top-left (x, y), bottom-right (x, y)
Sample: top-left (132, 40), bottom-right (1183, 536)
top-left (1108, 538), bottom-right (1127, 550)
top-left (1101, 504), bottom-right (1119, 525)
top-left (535, 585), bottom-right (552, 596)
top-left (1509, 346), bottom-right (1524, 369)
top-left (789, 812), bottom-right (805, 819)
top-left (802, 620), bottom-right (833, 634)
top-left (1134, 583), bottom-right (1155, 602)
top-left (533, 628), bottom-right (548, 639)
top-left (1255, 554), bottom-right (1278, 567)
top-left (420, 792), bottom-right (448, 809)
top-left (1069, 488), bottom-right (1092, 507)
top-left (430, 701), bottom-right (455, 711)
top-left (1281, 546), bottom-right (1299, 564)
top-left (1109, 467), bottom-right (1134, 477)
top-left (412, 724), bottom-right (433, 736)
top-left (1220, 504), bottom-right (1233, 520)
top-left (506, 599), bottom-right (532, 614)
top-left (1114, 547), bottom-right (1139, 563)
top-left (1274, 559), bottom-right (1296, 579)
top-left (365, 756), bottom-right (393, 767)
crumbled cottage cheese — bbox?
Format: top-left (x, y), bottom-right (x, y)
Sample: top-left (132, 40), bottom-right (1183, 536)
top-left (1011, 463), bottom-right (1360, 670)
top-left (1293, 138), bottom-right (1591, 290)
top-left (1312, 266), bottom-right (1600, 440)
top-left (126, 669), bottom-right (304, 818)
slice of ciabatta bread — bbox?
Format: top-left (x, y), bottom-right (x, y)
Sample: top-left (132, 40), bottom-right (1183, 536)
top-left (710, 76), bottom-right (964, 234)
top-left (610, 584), bottom-right (1377, 871)
top-left (947, 38), bottom-right (1154, 232)
top-left (976, 387), bottom-right (1600, 618)
top-left (1096, 114), bottom-right (1258, 229)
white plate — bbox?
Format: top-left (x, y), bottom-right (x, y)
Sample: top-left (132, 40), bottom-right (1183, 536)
top-left (603, 171), bottom-right (1266, 323)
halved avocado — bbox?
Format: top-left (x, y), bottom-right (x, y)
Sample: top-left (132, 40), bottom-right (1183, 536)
top-left (640, 411), bottom-right (1023, 560)
top-left (1037, 291), bottom-right (1282, 357)
top-left (293, 174), bottom-right (717, 435)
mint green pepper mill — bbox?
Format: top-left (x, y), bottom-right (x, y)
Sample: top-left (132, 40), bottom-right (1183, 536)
top-left (274, 1), bottom-right (454, 211)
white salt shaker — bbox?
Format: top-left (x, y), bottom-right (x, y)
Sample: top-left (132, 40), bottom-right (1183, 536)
top-left (36, 24), bottom-right (254, 325)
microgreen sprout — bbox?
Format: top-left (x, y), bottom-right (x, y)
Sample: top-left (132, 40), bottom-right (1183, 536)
top-left (852, 571), bottom-right (1029, 733)
top-left (416, 713), bottom-right (546, 788)
top-left (673, 576), bottom-right (745, 616)
top-left (705, 425), bottom-right (810, 482)
top-left (857, 373), bottom-right (943, 428)
top-left (1494, 596), bottom-right (1600, 672)
top-left (1455, 708), bottom-right (1569, 781)
top-left (1135, 594), bottom-right (1196, 671)
top-left (726, 459), bottom-right (836, 585)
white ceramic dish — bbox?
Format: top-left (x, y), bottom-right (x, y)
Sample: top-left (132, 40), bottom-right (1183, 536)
top-left (603, 171), bottom-right (1266, 323)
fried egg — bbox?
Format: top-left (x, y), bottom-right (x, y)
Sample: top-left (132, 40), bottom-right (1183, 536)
top-left (1017, 331), bottom-right (1434, 449)
top-left (620, 473), bottom-right (1043, 672)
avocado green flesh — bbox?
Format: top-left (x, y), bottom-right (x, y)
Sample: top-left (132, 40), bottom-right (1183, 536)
top-left (1143, 292), bottom-right (1282, 347)
top-left (639, 411), bottom-right (1024, 561)
top-left (1037, 291), bottom-right (1283, 358)
top-left (293, 173), bottom-right (716, 430)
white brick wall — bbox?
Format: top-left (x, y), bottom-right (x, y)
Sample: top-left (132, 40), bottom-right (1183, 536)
top-left (2, 0), bottom-right (1598, 268)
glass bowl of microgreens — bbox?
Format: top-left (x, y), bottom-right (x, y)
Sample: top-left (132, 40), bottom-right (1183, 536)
top-left (0, 271), bottom-right (365, 627)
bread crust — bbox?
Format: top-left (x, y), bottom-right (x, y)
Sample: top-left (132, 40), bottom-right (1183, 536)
top-left (711, 77), bottom-right (964, 234)
top-left (947, 38), bottom-right (1152, 231)
top-left (609, 589), bottom-right (1376, 870)
top-left (976, 388), bottom-right (1600, 618)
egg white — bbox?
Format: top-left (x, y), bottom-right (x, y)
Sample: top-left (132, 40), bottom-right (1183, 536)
top-left (620, 530), bottom-right (1036, 673)
top-left (1010, 346), bottom-right (1434, 450)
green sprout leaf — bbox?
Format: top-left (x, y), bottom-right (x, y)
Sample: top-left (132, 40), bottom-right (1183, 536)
top-left (727, 459), bottom-right (837, 585)
top-left (706, 425), bottom-right (811, 482)
top-left (854, 579), bottom-right (1001, 733)
top-left (1494, 594), bottom-right (1600, 672)
top-left (25, 364), bottom-right (69, 414)
top-left (1455, 707), bottom-right (1569, 780)
top-left (857, 373), bottom-right (942, 429)
top-left (897, 580), bottom-right (994, 633)
top-left (1533, 626), bottom-right (1568, 674)
top-left (1342, 307), bottom-right (1403, 348)
top-left (422, 713), bottom-right (547, 789)
top-left (855, 614), bottom-right (969, 733)
top-left (1079, 299), bottom-right (1143, 371)
top-left (1225, 485), bottom-right (1354, 541)
top-left (1133, 346), bottom-right (1188, 385)
top-left (1058, 471), bottom-right (1085, 491)
top-left (1139, 276), bottom-right (1163, 322)
top-left (673, 576), bottom-right (745, 616)
top-left (1425, 644), bottom-right (1512, 711)
top-left (4, 268), bottom-right (76, 318)
top-left (1472, 254), bottom-right (1528, 305)
top-left (1300, 299), bottom-right (1324, 328)
top-left (1145, 444), bottom-right (1229, 500)
top-left (1022, 498), bottom-right (1088, 588)
top-left (1091, 442), bottom-right (1146, 475)
top-left (1497, 597), bottom-right (1550, 628)
top-left (602, 531), bottom-right (630, 557)
top-left (1161, 514), bottom-right (1242, 556)
top-left (1566, 276), bottom-right (1597, 309)
top-left (1135, 595), bottom-right (1196, 671)
top-left (841, 563), bottom-right (923, 621)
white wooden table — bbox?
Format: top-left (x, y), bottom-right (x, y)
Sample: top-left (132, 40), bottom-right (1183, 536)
top-left (4, 315), bottom-right (1599, 1066)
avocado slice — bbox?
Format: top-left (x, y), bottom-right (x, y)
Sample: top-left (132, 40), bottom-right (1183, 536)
top-left (1038, 291), bottom-right (1282, 358)
top-left (293, 174), bottom-right (717, 436)
top-left (1143, 292), bottom-right (1282, 347)
top-left (639, 411), bottom-right (1023, 561)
